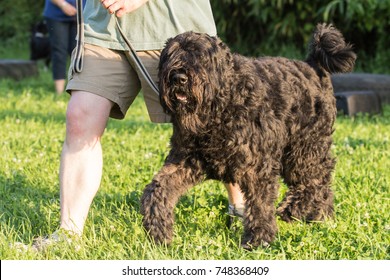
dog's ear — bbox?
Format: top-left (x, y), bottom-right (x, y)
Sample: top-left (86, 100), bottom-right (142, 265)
top-left (161, 37), bottom-right (174, 57)
top-left (159, 37), bottom-right (177, 71)
top-left (207, 35), bottom-right (234, 80)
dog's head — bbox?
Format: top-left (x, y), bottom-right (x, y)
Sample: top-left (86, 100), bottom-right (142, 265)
top-left (158, 31), bottom-right (234, 133)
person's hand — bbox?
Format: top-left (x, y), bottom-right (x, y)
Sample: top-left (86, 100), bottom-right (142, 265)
top-left (101, 0), bottom-right (149, 17)
top-left (60, 1), bottom-right (77, 16)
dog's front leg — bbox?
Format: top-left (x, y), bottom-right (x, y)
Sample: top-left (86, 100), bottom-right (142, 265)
top-left (141, 156), bottom-right (203, 245)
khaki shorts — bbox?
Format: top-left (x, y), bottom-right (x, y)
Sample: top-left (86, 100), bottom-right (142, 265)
top-left (66, 43), bottom-right (170, 123)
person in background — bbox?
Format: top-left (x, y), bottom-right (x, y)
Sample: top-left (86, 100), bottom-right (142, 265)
top-left (43, 0), bottom-right (85, 94)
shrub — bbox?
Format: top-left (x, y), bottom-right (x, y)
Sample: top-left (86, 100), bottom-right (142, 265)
top-left (1, 0), bottom-right (389, 73)
top-left (211, 0), bottom-right (390, 72)
top-left (0, 0), bottom-right (45, 43)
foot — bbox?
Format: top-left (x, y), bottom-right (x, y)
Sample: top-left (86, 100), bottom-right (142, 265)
top-left (277, 199), bottom-right (334, 223)
top-left (226, 204), bottom-right (245, 228)
top-left (32, 229), bottom-right (80, 252)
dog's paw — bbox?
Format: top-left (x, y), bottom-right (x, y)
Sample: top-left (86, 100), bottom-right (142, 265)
top-left (276, 205), bottom-right (295, 222)
top-left (277, 202), bottom-right (334, 223)
top-left (241, 229), bottom-right (275, 250)
top-left (144, 227), bottom-right (173, 246)
top-left (241, 239), bottom-right (270, 251)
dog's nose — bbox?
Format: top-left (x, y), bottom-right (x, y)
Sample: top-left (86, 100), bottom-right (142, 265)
top-left (173, 73), bottom-right (188, 85)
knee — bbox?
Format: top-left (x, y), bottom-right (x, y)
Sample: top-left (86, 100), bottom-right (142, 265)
top-left (63, 91), bottom-right (112, 149)
top-left (64, 104), bottom-right (99, 148)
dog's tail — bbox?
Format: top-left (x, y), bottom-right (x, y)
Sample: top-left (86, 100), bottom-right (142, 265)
top-left (306, 23), bottom-right (356, 74)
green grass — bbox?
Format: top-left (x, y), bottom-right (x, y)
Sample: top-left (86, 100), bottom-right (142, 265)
top-left (0, 62), bottom-right (389, 260)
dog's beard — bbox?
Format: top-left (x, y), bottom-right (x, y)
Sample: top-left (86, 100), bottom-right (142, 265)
top-left (170, 85), bottom-right (194, 111)
top-left (161, 81), bottom-right (208, 135)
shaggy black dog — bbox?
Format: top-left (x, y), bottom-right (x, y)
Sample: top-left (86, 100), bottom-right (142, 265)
top-left (141, 23), bottom-right (356, 249)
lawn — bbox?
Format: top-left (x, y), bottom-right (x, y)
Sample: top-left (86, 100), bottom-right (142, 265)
top-left (0, 60), bottom-right (389, 260)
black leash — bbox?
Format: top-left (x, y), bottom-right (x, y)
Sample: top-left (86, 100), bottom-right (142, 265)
top-left (72, 0), bottom-right (160, 96)
top-left (114, 16), bottom-right (160, 95)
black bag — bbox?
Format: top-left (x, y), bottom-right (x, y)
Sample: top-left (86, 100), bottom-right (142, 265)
top-left (30, 19), bottom-right (51, 67)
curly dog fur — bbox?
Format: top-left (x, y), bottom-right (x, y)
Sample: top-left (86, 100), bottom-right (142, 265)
top-left (141, 23), bottom-right (356, 249)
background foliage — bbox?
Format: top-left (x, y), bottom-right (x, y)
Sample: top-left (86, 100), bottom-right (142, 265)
top-left (0, 0), bottom-right (45, 42)
top-left (211, 0), bottom-right (390, 72)
top-left (1, 0), bottom-right (390, 73)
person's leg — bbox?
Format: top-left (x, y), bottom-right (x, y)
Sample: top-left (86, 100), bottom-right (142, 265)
top-left (55, 79), bottom-right (66, 94)
top-left (59, 91), bottom-right (114, 234)
top-left (31, 44), bottom-right (139, 252)
top-left (54, 21), bottom-right (77, 94)
top-left (46, 18), bottom-right (69, 94)
top-left (225, 183), bottom-right (245, 227)
top-left (60, 43), bottom-right (142, 234)
top-left (68, 21), bottom-right (78, 56)
top-left (225, 183), bottom-right (245, 210)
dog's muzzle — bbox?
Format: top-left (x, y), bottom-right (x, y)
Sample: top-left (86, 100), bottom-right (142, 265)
top-left (171, 73), bottom-right (189, 103)
top-left (172, 73), bottom-right (188, 85)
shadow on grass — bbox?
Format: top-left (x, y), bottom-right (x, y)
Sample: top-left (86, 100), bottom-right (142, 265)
top-left (0, 172), bottom-right (58, 239)
top-left (0, 109), bottom-right (66, 124)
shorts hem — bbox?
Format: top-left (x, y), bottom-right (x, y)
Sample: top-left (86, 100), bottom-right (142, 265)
top-left (66, 80), bottom-right (125, 119)
top-left (149, 113), bottom-right (171, 123)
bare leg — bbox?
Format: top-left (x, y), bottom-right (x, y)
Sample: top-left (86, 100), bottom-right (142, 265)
top-left (225, 183), bottom-right (245, 209)
top-left (59, 91), bottom-right (113, 235)
top-left (54, 79), bottom-right (66, 94)
top-left (225, 183), bottom-right (245, 228)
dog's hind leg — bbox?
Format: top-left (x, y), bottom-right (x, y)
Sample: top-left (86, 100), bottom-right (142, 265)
top-left (240, 174), bottom-right (279, 249)
top-left (140, 156), bottom-right (204, 245)
top-left (277, 137), bottom-right (335, 222)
